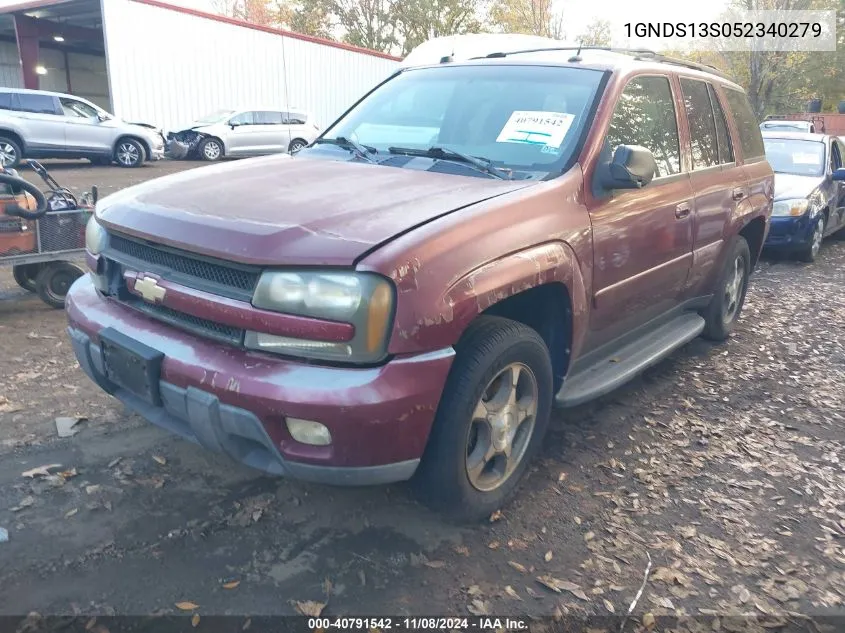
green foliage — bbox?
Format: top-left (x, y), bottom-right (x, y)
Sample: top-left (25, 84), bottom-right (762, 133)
top-left (577, 19), bottom-right (611, 47)
top-left (488, 0), bottom-right (563, 38)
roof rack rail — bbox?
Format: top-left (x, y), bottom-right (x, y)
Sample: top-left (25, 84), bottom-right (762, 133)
top-left (473, 46), bottom-right (733, 81)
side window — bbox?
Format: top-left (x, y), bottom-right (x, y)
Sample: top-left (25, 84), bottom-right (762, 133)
top-left (830, 141), bottom-right (841, 170)
top-left (0, 92), bottom-right (12, 110)
top-left (680, 78), bottom-right (719, 169)
top-left (708, 85), bottom-right (734, 164)
top-left (606, 75), bottom-right (681, 178)
top-left (254, 111), bottom-right (283, 125)
top-left (17, 93), bottom-right (58, 115)
top-left (229, 112), bottom-right (254, 125)
top-left (59, 97), bottom-right (98, 118)
top-left (723, 88), bottom-right (765, 160)
top-left (283, 112), bottom-right (307, 125)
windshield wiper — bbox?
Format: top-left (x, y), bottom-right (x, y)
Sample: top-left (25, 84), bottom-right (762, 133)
top-left (388, 146), bottom-right (511, 180)
top-left (312, 136), bottom-right (377, 163)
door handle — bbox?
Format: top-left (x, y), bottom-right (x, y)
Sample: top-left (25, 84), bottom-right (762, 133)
top-left (732, 188), bottom-right (745, 201)
top-left (675, 203), bottom-right (692, 219)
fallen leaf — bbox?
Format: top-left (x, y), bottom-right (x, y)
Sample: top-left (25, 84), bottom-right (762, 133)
top-left (508, 561), bottom-right (528, 574)
top-left (525, 586), bottom-right (542, 600)
top-left (487, 541), bottom-right (501, 550)
top-left (544, 550), bottom-right (553, 562)
top-left (0, 396), bottom-right (23, 413)
top-left (107, 458), bottom-right (122, 468)
top-left (651, 567), bottom-right (692, 587)
top-left (65, 508), bottom-right (79, 518)
top-left (191, 614), bottom-right (200, 628)
top-left (454, 545), bottom-right (469, 556)
top-left (489, 510), bottom-right (503, 522)
top-left (679, 526), bottom-right (697, 539)
top-left (222, 580), bottom-right (241, 590)
top-left (423, 560), bottom-right (446, 569)
top-left (467, 599), bottom-right (490, 615)
top-left (584, 531), bottom-right (595, 542)
top-left (175, 602), bottom-right (199, 611)
top-left (603, 599), bottom-right (615, 613)
top-left (535, 576), bottom-right (590, 601)
top-left (242, 618), bottom-right (251, 631)
top-left (467, 585), bottom-right (482, 597)
top-left (60, 468), bottom-right (78, 479)
top-left (293, 600), bottom-right (326, 617)
top-left (153, 455), bottom-right (166, 466)
top-left (574, 517), bottom-right (582, 525)
top-left (642, 613), bottom-right (656, 629)
top-left (558, 472), bottom-right (568, 482)
top-left (22, 464), bottom-right (62, 478)
top-left (504, 586), bottom-right (522, 601)
top-left (10, 496), bottom-right (35, 512)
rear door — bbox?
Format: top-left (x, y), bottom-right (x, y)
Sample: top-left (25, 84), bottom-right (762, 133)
top-left (253, 110), bottom-right (288, 154)
top-left (12, 92), bottom-right (66, 152)
top-left (586, 74), bottom-right (695, 348)
top-left (679, 78), bottom-right (747, 297)
top-left (60, 96), bottom-right (112, 153)
top-left (830, 139), bottom-right (845, 230)
top-left (283, 111), bottom-right (308, 151)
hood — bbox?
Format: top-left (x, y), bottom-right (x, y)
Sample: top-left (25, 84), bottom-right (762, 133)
top-left (97, 154), bottom-right (532, 266)
top-left (774, 173), bottom-right (825, 201)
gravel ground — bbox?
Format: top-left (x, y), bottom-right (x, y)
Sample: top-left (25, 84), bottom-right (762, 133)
top-left (0, 160), bottom-right (843, 630)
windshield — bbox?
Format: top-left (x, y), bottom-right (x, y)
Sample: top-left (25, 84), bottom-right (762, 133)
top-left (194, 109), bottom-right (236, 125)
top-left (764, 138), bottom-right (826, 177)
top-left (320, 64), bottom-right (605, 179)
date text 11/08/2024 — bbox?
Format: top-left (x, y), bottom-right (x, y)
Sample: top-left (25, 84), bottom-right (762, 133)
top-left (307, 617), bottom-right (528, 630)
top-left (623, 21), bottom-right (823, 38)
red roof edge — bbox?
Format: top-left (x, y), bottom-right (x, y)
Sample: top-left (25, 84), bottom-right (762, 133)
top-left (131, 0), bottom-right (402, 62)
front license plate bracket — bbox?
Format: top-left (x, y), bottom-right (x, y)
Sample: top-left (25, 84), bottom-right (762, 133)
top-left (99, 327), bottom-right (164, 406)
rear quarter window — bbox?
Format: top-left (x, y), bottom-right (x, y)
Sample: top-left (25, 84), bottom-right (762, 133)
top-left (0, 92), bottom-right (12, 110)
top-left (723, 88), bottom-right (765, 161)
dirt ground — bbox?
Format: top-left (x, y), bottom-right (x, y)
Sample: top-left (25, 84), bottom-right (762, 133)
top-left (0, 160), bottom-right (843, 628)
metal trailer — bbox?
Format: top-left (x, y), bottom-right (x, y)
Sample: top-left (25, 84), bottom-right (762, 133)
top-left (0, 161), bottom-right (94, 308)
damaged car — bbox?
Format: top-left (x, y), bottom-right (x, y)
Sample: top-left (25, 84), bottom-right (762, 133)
top-left (166, 108), bottom-right (320, 161)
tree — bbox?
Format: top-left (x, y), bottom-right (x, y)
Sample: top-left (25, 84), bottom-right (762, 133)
top-left (577, 18), bottom-right (611, 47)
top-left (489, 0), bottom-right (564, 39)
top-left (211, 0), bottom-right (275, 26)
top-left (323, 0), bottom-right (399, 52)
top-left (395, 0), bottom-right (485, 56)
top-left (285, 0), bottom-right (336, 39)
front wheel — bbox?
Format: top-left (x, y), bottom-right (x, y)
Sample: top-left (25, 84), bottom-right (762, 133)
top-left (0, 136), bottom-right (22, 168)
top-left (701, 236), bottom-right (751, 342)
top-left (198, 138), bottom-right (223, 161)
top-left (114, 139), bottom-right (146, 168)
top-left (35, 261), bottom-right (85, 309)
top-left (798, 214), bottom-right (825, 262)
top-left (413, 316), bottom-right (553, 522)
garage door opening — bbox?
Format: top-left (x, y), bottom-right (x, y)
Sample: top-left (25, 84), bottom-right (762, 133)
top-left (0, 0), bottom-right (111, 112)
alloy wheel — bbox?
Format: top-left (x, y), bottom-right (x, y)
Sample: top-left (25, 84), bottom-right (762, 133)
top-left (465, 362), bottom-right (539, 492)
top-left (117, 142), bottom-right (140, 166)
top-left (810, 217), bottom-right (824, 258)
top-left (722, 255), bottom-right (746, 324)
top-left (0, 142), bottom-right (18, 167)
top-left (203, 141), bottom-right (222, 160)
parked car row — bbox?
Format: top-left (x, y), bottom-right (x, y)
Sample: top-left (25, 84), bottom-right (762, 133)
top-left (0, 87), bottom-right (318, 169)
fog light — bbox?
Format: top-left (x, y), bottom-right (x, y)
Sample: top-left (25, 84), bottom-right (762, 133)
top-left (286, 418), bottom-right (332, 446)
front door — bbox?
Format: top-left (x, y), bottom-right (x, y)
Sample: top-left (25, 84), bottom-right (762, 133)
top-left (586, 74), bottom-right (695, 349)
top-left (830, 139), bottom-right (845, 230)
top-left (60, 97), bottom-right (113, 154)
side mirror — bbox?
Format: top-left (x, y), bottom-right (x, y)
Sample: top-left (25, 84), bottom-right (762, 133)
top-left (833, 168), bottom-right (845, 181)
top-left (229, 121), bottom-right (240, 129)
top-left (599, 145), bottom-right (657, 189)
top-left (97, 113), bottom-right (109, 122)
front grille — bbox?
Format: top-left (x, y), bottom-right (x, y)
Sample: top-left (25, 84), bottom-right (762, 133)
top-left (124, 297), bottom-right (243, 345)
top-left (108, 233), bottom-right (260, 295)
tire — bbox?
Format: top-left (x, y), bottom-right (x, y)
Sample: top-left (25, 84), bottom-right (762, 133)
top-left (12, 263), bottom-right (43, 292)
top-left (0, 136), bottom-right (22, 168)
top-left (198, 138), bottom-right (223, 161)
top-left (35, 261), bottom-right (85, 309)
top-left (701, 236), bottom-right (751, 342)
top-left (289, 138), bottom-right (307, 154)
top-left (413, 316), bottom-right (554, 522)
top-left (114, 139), bottom-right (146, 168)
top-left (798, 213), bottom-right (825, 262)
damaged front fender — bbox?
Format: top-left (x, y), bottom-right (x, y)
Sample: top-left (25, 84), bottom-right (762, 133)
top-left (165, 129), bottom-right (208, 160)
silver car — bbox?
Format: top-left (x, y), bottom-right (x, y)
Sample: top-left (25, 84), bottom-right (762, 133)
top-left (0, 88), bottom-right (165, 168)
top-left (166, 108), bottom-right (321, 161)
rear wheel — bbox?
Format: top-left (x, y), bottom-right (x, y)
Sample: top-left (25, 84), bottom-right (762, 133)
top-left (35, 261), bottom-right (85, 309)
top-left (798, 214), bottom-right (825, 262)
top-left (289, 138), bottom-right (307, 154)
top-left (0, 136), bottom-right (22, 168)
top-left (701, 236), bottom-right (751, 342)
top-left (414, 316), bottom-right (553, 522)
top-left (12, 263), bottom-right (43, 292)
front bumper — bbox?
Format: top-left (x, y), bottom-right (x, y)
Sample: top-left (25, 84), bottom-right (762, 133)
top-left (148, 145), bottom-right (165, 161)
top-left (65, 275), bottom-right (455, 485)
top-left (764, 213), bottom-right (818, 250)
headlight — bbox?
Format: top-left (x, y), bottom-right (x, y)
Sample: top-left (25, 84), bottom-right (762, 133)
top-left (772, 198), bottom-right (810, 217)
top-left (85, 214), bottom-right (109, 254)
top-left (248, 271), bottom-right (395, 363)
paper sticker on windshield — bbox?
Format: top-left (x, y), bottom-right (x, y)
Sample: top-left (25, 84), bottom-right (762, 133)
top-left (496, 111), bottom-right (575, 148)
top-left (793, 152), bottom-right (821, 164)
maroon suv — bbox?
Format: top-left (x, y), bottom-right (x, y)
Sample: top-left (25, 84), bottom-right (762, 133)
top-left (67, 48), bottom-right (773, 520)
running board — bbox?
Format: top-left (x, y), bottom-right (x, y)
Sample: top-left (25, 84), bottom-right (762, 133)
top-left (555, 313), bottom-right (706, 408)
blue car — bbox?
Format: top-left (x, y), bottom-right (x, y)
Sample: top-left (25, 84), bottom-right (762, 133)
top-left (762, 131), bottom-right (845, 262)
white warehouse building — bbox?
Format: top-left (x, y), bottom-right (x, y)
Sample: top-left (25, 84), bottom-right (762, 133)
top-left (0, 0), bottom-right (400, 132)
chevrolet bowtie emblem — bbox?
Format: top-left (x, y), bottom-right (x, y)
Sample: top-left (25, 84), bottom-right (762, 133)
top-left (135, 275), bottom-right (166, 304)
